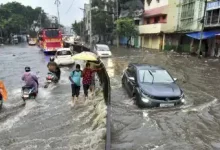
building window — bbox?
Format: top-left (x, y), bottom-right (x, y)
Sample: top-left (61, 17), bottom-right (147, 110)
top-left (147, 18), bottom-right (150, 24)
top-left (146, 0), bottom-right (152, 6)
top-left (154, 17), bottom-right (160, 23)
top-left (162, 15), bottom-right (167, 20)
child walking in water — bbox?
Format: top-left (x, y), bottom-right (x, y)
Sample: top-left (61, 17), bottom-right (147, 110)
top-left (69, 64), bottom-right (82, 107)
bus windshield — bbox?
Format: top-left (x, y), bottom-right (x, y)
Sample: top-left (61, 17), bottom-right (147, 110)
top-left (45, 30), bottom-right (59, 38)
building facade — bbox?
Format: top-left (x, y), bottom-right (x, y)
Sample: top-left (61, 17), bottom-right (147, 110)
top-left (204, 0), bottom-right (220, 56)
top-left (177, 0), bottom-right (205, 32)
top-left (139, 0), bottom-right (178, 50)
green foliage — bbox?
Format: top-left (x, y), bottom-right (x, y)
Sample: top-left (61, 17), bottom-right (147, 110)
top-left (116, 18), bottom-right (138, 38)
top-left (91, 0), bottom-right (114, 42)
top-left (0, 2), bottom-right (54, 38)
top-left (72, 20), bottom-right (83, 36)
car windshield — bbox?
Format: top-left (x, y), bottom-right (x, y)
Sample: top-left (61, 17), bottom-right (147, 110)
top-left (97, 45), bottom-right (109, 51)
top-left (57, 50), bottom-right (72, 56)
top-left (139, 69), bottom-right (174, 83)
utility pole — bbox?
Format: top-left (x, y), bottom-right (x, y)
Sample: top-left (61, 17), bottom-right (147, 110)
top-left (198, 0), bottom-right (208, 57)
top-left (89, 0), bottom-right (92, 49)
top-left (55, 0), bottom-right (61, 28)
top-left (116, 0), bottom-right (119, 47)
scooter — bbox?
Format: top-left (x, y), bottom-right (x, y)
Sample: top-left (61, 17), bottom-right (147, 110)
top-left (21, 86), bottom-right (37, 101)
top-left (44, 72), bottom-right (59, 88)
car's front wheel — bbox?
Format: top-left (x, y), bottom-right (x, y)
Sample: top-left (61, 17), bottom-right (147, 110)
top-left (122, 75), bottom-right (126, 87)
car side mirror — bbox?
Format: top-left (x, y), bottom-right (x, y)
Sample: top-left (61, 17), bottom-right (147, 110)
top-left (173, 78), bottom-right (177, 82)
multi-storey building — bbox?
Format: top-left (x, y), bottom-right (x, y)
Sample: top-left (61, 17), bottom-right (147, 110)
top-left (177, 0), bottom-right (205, 32)
top-left (204, 0), bottom-right (220, 56)
top-left (139, 0), bottom-right (178, 50)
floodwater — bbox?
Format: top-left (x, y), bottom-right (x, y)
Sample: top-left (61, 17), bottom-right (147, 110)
top-left (0, 44), bottom-right (106, 150)
top-left (102, 48), bottom-right (220, 150)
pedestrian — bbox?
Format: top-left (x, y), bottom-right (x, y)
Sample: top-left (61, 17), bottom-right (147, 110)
top-left (87, 60), bottom-right (101, 96)
top-left (0, 80), bottom-right (8, 101)
top-left (69, 64), bottom-right (82, 107)
top-left (82, 62), bottom-right (102, 101)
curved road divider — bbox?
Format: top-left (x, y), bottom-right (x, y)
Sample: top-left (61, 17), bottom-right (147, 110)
top-left (96, 60), bottom-right (111, 150)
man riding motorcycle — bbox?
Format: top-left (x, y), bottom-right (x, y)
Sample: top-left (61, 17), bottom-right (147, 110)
top-left (47, 57), bottom-right (61, 81)
top-left (22, 67), bottom-right (39, 95)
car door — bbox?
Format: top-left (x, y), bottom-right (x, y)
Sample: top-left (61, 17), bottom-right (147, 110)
top-left (126, 66), bottom-right (136, 95)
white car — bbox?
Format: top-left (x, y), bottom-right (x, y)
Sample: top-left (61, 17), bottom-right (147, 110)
top-left (54, 48), bottom-right (75, 65)
top-left (93, 44), bottom-right (112, 58)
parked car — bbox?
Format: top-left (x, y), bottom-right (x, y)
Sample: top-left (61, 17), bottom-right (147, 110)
top-left (93, 44), bottom-right (112, 58)
top-left (54, 48), bottom-right (75, 66)
top-left (28, 38), bottom-right (37, 45)
top-left (122, 64), bottom-right (185, 108)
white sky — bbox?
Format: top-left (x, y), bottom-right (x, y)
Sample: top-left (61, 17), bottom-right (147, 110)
top-left (1, 0), bottom-right (89, 26)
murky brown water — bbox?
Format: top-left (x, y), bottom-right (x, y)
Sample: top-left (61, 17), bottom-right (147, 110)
top-left (102, 47), bottom-right (220, 150)
top-left (0, 44), bottom-right (105, 150)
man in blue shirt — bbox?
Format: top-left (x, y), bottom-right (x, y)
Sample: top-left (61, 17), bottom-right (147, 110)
top-left (69, 64), bottom-right (82, 107)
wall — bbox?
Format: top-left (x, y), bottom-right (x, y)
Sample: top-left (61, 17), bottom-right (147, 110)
top-left (145, 0), bottom-right (168, 10)
top-left (162, 0), bottom-right (178, 32)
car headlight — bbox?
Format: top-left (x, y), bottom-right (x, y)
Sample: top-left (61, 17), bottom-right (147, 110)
top-left (180, 92), bottom-right (185, 103)
top-left (141, 92), bottom-right (151, 103)
top-left (142, 97), bottom-right (150, 103)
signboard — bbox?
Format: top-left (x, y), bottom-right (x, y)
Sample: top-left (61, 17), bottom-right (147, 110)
top-left (207, 1), bottom-right (220, 11)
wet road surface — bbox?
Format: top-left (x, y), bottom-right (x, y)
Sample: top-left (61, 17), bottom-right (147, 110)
top-left (0, 44), bottom-right (105, 150)
top-left (102, 48), bottom-right (220, 150)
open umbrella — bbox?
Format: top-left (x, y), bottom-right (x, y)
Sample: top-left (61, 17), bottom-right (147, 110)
top-left (72, 51), bottom-right (98, 61)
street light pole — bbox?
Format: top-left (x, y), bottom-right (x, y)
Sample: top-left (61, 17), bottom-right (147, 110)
top-left (198, 0), bottom-right (208, 57)
top-left (89, 0), bottom-right (92, 49)
top-left (55, 0), bottom-right (61, 28)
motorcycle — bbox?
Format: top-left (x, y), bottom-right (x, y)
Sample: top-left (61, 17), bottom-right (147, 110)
top-left (44, 72), bottom-right (59, 88)
top-left (21, 86), bottom-right (37, 101)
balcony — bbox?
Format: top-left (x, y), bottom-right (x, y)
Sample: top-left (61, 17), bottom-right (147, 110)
top-left (139, 24), bottom-right (164, 34)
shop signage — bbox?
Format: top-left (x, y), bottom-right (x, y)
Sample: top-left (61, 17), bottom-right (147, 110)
top-left (207, 1), bottom-right (220, 11)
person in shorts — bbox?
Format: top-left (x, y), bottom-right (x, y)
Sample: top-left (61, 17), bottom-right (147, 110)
top-left (69, 64), bottom-right (82, 107)
top-left (82, 62), bottom-right (102, 101)
top-left (87, 60), bottom-right (101, 95)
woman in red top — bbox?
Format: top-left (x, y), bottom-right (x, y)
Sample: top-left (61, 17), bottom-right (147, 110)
top-left (82, 62), bottom-right (101, 100)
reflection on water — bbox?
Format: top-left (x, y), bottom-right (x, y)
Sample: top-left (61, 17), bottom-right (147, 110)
top-left (101, 58), bottom-right (115, 78)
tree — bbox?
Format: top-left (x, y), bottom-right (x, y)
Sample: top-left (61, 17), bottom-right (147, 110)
top-left (116, 18), bottom-right (138, 47)
top-left (91, 0), bottom-right (114, 43)
top-left (72, 20), bottom-right (83, 36)
top-left (0, 2), bottom-right (54, 40)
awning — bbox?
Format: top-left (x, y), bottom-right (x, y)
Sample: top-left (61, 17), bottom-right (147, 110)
top-left (186, 31), bottom-right (220, 40)
top-left (144, 5), bottom-right (167, 17)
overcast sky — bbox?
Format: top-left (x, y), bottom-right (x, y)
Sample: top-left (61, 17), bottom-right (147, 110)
top-left (1, 0), bottom-right (88, 26)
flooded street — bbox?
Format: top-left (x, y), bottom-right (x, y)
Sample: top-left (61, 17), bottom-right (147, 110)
top-left (1, 44), bottom-right (220, 150)
top-left (102, 48), bottom-right (220, 150)
top-left (0, 44), bottom-right (105, 150)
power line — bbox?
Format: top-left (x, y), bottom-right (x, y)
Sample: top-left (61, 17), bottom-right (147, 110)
top-left (66, 0), bottom-right (75, 14)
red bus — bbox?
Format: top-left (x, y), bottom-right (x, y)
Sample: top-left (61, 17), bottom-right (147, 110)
top-left (37, 28), bottom-right (63, 53)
